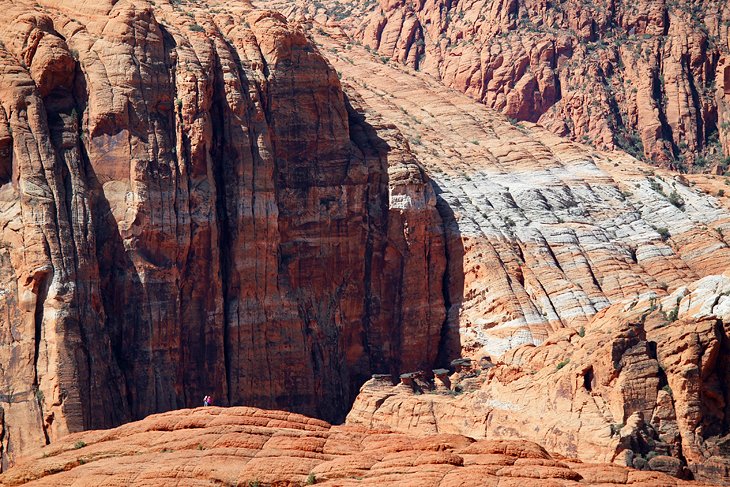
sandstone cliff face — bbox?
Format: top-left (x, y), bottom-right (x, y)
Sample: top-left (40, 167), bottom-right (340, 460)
top-left (0, 0), bottom-right (446, 467)
top-left (5, 0), bottom-right (730, 482)
top-left (0, 406), bottom-right (719, 486)
top-left (281, 0), bottom-right (730, 170)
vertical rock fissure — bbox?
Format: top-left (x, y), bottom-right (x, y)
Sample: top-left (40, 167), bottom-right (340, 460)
top-left (0, 408), bottom-right (6, 472)
top-left (654, 48), bottom-right (676, 155)
top-left (210, 47), bottom-right (233, 406)
top-left (359, 156), bottom-right (376, 380)
top-left (159, 23), bottom-right (188, 408)
top-left (32, 268), bottom-right (50, 445)
top-left (715, 319), bottom-right (730, 436)
top-left (433, 186), bottom-right (462, 368)
top-left (682, 55), bottom-right (705, 150)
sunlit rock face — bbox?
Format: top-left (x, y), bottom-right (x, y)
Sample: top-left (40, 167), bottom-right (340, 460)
top-left (272, 0), bottom-right (730, 169)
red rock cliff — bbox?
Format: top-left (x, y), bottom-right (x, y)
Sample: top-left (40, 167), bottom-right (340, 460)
top-left (0, 0), bottom-right (446, 467)
top-left (293, 0), bottom-right (730, 170)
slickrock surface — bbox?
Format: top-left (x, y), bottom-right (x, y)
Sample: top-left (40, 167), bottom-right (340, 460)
top-left (347, 273), bottom-right (730, 483)
top-left (0, 406), bottom-right (721, 486)
top-left (267, 0), bottom-right (730, 169)
top-left (0, 0), bottom-right (447, 466)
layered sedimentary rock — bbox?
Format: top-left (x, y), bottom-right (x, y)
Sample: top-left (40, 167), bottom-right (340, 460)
top-left (269, 0), bottom-right (730, 169)
top-left (348, 274), bottom-right (730, 483)
top-left (0, 0), bottom-right (447, 467)
top-left (5, 0), bottom-right (730, 483)
top-left (0, 406), bottom-right (720, 486)
top-left (309, 26), bottom-right (730, 361)
top-left (274, 26), bottom-right (730, 481)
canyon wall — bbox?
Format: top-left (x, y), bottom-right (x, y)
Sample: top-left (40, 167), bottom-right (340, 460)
top-left (297, 26), bottom-right (730, 482)
top-left (0, 0), bottom-right (447, 467)
top-left (282, 0), bottom-right (730, 170)
top-left (309, 25), bottom-right (730, 362)
top-left (348, 276), bottom-right (730, 482)
top-left (4, 0), bottom-right (730, 482)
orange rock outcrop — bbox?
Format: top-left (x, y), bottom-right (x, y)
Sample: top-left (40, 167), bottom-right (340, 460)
top-left (276, 24), bottom-right (730, 482)
top-left (0, 406), bottom-right (721, 486)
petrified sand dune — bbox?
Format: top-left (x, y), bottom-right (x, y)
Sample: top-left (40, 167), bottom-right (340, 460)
top-left (306, 23), bottom-right (730, 361)
top-left (0, 406), bottom-right (720, 486)
top-left (278, 21), bottom-right (730, 482)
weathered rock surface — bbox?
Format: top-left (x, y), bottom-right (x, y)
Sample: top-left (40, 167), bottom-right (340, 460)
top-left (254, 26), bottom-right (730, 482)
top-left (347, 274), bottom-right (730, 483)
top-left (307, 25), bottom-right (730, 362)
top-left (0, 0), bottom-right (446, 467)
top-left (269, 0), bottom-right (730, 169)
top-left (5, 0), bottom-right (730, 484)
top-left (0, 406), bottom-right (720, 486)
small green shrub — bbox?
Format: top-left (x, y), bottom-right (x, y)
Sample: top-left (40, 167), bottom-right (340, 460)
top-left (668, 190), bottom-right (684, 209)
top-left (615, 129), bottom-right (644, 159)
top-left (556, 359), bottom-right (570, 370)
top-left (189, 23), bottom-right (205, 32)
top-left (655, 227), bottom-right (670, 241)
top-left (666, 305), bottom-right (679, 322)
top-left (73, 441), bottom-right (86, 449)
top-left (648, 178), bottom-right (665, 196)
top-left (645, 450), bottom-right (659, 461)
top-left (306, 472), bottom-right (317, 484)
top-left (578, 326), bottom-right (585, 338)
